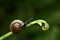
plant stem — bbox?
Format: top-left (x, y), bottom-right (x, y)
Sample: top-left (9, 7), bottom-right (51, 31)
top-left (0, 19), bottom-right (49, 40)
top-left (0, 32), bottom-right (13, 40)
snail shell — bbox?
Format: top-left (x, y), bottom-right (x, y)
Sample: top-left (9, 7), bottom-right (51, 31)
top-left (10, 20), bottom-right (24, 33)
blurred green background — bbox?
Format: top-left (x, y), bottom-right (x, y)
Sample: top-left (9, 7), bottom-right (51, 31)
top-left (0, 0), bottom-right (60, 40)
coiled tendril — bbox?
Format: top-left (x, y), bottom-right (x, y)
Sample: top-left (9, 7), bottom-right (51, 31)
top-left (26, 20), bottom-right (49, 31)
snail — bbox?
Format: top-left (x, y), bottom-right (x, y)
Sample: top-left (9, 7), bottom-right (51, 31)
top-left (10, 17), bottom-right (33, 33)
top-left (10, 20), bottom-right (24, 33)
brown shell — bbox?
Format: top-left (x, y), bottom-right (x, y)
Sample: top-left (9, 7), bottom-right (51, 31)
top-left (10, 22), bottom-right (23, 33)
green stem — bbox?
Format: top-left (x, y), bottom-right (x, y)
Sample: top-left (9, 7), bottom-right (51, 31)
top-left (0, 19), bottom-right (49, 40)
top-left (0, 32), bottom-right (13, 40)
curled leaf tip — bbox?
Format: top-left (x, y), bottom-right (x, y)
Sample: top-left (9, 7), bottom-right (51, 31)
top-left (26, 20), bottom-right (49, 31)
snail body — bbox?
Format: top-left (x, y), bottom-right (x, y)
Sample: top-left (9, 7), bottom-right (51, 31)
top-left (10, 17), bottom-right (33, 33)
top-left (10, 20), bottom-right (24, 33)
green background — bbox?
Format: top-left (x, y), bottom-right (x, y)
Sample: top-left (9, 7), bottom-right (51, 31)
top-left (0, 0), bottom-right (60, 40)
